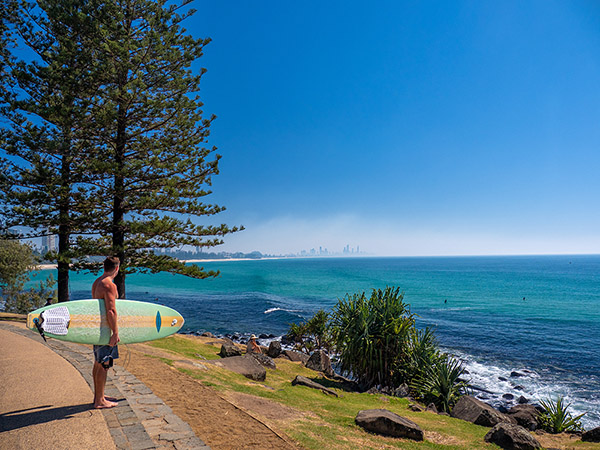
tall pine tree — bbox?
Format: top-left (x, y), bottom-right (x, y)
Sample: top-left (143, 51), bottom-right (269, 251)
top-left (0, 0), bottom-right (107, 301)
top-left (2, 0), bottom-right (241, 299)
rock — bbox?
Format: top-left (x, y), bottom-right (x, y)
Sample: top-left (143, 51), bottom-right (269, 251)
top-left (332, 374), bottom-right (360, 392)
top-left (393, 384), bottom-right (410, 398)
top-left (366, 387), bottom-right (380, 395)
top-left (249, 352), bottom-right (277, 369)
top-left (267, 340), bottom-right (282, 358)
top-left (258, 333), bottom-right (269, 339)
top-left (291, 375), bottom-right (339, 397)
top-left (207, 355), bottom-right (266, 381)
top-left (201, 331), bottom-right (215, 338)
top-left (426, 403), bottom-right (438, 414)
top-left (513, 385), bottom-right (524, 391)
top-left (355, 409), bottom-right (424, 441)
top-left (438, 412), bottom-right (450, 416)
top-left (451, 396), bottom-right (517, 427)
top-left (503, 393), bottom-right (515, 400)
top-left (305, 350), bottom-right (334, 376)
top-left (499, 376), bottom-right (509, 382)
top-left (508, 404), bottom-right (540, 431)
top-left (511, 371), bottom-right (526, 378)
top-left (518, 396), bottom-right (529, 404)
top-left (408, 404), bottom-right (424, 412)
top-left (484, 423), bottom-right (541, 450)
top-left (219, 343), bottom-right (242, 358)
top-left (280, 334), bottom-right (294, 345)
top-left (499, 406), bottom-right (510, 414)
top-left (582, 426), bottom-right (600, 442)
top-left (282, 350), bottom-right (310, 364)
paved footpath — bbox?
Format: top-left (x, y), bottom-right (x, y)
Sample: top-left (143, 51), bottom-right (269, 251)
top-left (0, 322), bottom-right (210, 450)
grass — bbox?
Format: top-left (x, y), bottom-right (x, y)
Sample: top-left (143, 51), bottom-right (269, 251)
top-left (148, 335), bottom-right (600, 450)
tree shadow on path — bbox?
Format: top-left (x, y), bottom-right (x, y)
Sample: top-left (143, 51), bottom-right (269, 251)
top-left (0, 403), bottom-right (94, 432)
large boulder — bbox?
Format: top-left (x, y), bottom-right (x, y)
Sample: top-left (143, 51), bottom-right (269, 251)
top-left (249, 352), bottom-right (277, 370)
top-left (282, 350), bottom-right (309, 364)
top-left (451, 396), bottom-right (516, 427)
top-left (292, 375), bottom-right (339, 397)
top-left (355, 409), bottom-right (424, 441)
top-left (207, 355), bottom-right (266, 381)
top-left (267, 340), bottom-right (282, 358)
top-left (484, 423), bottom-right (541, 450)
top-left (582, 426), bottom-right (600, 442)
top-left (305, 350), bottom-right (334, 376)
top-left (219, 343), bottom-right (242, 358)
top-left (507, 404), bottom-right (540, 430)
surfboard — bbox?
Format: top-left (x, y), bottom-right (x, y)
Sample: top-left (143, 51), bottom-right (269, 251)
top-left (27, 299), bottom-right (184, 345)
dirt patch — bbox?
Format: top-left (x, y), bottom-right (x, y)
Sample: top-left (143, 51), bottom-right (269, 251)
top-left (223, 391), bottom-right (305, 422)
top-left (424, 430), bottom-right (465, 447)
top-left (120, 346), bottom-right (300, 450)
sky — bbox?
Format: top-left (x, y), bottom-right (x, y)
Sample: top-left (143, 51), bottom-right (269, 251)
top-left (181, 0), bottom-right (600, 256)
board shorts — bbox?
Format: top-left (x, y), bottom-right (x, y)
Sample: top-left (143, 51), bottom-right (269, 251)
top-left (93, 345), bottom-right (119, 369)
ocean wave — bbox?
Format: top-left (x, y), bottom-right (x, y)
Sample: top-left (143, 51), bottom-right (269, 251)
top-left (264, 307), bottom-right (301, 314)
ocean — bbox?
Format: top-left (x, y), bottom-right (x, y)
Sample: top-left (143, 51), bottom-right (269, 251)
top-left (37, 255), bottom-right (600, 428)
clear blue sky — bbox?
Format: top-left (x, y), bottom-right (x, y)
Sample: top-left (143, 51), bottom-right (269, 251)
top-left (184, 0), bottom-right (600, 256)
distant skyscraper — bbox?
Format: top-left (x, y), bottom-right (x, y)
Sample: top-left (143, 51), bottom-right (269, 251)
top-left (41, 231), bottom-right (56, 253)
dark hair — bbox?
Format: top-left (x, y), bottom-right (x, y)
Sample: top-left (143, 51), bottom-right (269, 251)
top-left (103, 256), bottom-right (120, 272)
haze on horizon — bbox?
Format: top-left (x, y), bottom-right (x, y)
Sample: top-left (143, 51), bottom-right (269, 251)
top-left (187, 1), bottom-right (600, 257)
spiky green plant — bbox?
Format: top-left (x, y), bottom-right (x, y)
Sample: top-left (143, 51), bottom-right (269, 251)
top-left (401, 327), bottom-right (442, 383)
top-left (538, 396), bottom-right (585, 433)
top-left (331, 287), bottom-right (415, 390)
top-left (411, 355), bottom-right (469, 413)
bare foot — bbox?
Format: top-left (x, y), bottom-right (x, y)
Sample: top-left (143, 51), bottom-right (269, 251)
top-left (94, 399), bottom-right (118, 409)
top-left (104, 395), bottom-right (118, 402)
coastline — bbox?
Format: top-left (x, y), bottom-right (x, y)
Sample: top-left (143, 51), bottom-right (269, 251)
top-left (36, 257), bottom-right (286, 270)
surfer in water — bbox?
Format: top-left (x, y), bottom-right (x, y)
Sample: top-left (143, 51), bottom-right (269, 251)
top-left (91, 256), bottom-right (121, 409)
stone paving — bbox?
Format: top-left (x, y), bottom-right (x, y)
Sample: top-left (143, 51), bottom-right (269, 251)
top-left (0, 323), bottom-right (210, 450)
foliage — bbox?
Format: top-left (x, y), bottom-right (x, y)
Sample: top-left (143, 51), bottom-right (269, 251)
top-left (0, 239), bottom-right (55, 313)
top-left (0, 0), bottom-right (107, 300)
top-left (401, 327), bottom-right (442, 383)
top-left (1, 0), bottom-right (240, 300)
top-left (411, 355), bottom-right (470, 413)
top-left (538, 396), bottom-right (585, 433)
top-left (287, 309), bottom-right (332, 354)
top-left (330, 287), bottom-right (415, 390)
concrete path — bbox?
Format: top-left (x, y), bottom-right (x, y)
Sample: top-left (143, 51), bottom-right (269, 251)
top-left (0, 322), bottom-right (210, 450)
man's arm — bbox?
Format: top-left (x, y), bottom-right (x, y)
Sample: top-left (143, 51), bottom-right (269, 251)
top-left (104, 282), bottom-right (120, 346)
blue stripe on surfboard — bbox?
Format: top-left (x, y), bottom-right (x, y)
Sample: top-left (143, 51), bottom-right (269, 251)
top-left (156, 311), bottom-right (161, 333)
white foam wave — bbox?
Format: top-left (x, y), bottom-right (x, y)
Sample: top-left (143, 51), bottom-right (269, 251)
top-left (264, 307), bottom-right (301, 314)
top-left (448, 349), bottom-right (600, 429)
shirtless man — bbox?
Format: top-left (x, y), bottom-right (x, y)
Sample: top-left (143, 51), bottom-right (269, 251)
top-left (91, 256), bottom-right (121, 409)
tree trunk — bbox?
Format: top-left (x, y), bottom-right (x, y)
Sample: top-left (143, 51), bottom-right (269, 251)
top-left (57, 147), bottom-right (71, 302)
top-left (113, 95), bottom-right (127, 299)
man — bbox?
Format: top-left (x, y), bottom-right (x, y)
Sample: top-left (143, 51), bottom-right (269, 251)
top-left (91, 256), bottom-right (121, 409)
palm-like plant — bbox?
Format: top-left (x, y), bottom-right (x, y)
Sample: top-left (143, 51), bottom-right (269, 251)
top-left (411, 355), bottom-right (469, 413)
top-left (331, 287), bottom-right (415, 390)
top-left (538, 397), bottom-right (585, 433)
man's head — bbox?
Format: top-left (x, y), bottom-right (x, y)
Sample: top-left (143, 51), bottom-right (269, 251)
top-left (103, 256), bottom-right (120, 274)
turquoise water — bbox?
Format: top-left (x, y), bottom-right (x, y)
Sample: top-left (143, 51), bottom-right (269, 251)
top-left (38, 255), bottom-right (600, 427)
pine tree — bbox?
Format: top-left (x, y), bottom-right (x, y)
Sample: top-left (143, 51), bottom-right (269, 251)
top-left (0, 0), bottom-right (107, 301)
top-left (1, 0), bottom-right (241, 299)
top-left (77, 0), bottom-right (241, 297)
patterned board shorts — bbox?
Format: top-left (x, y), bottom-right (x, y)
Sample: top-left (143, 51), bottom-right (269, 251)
top-left (93, 345), bottom-right (119, 368)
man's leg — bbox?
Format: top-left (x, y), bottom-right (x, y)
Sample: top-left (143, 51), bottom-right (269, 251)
top-left (93, 361), bottom-right (117, 409)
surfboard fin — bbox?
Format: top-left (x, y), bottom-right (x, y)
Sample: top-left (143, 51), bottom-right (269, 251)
top-left (33, 317), bottom-right (47, 342)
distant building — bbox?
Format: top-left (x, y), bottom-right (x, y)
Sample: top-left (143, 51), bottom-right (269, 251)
top-left (41, 232), bottom-right (57, 253)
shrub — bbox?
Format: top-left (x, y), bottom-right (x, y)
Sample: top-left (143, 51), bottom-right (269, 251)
top-left (287, 309), bottom-right (332, 354)
top-left (538, 396), bottom-right (585, 433)
top-left (411, 355), bottom-right (469, 413)
top-left (330, 287), bottom-right (415, 390)
top-left (0, 239), bottom-right (55, 313)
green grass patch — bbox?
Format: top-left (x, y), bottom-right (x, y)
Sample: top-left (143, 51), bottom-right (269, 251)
top-left (141, 335), bottom-right (600, 450)
top-left (149, 335), bottom-right (222, 360)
